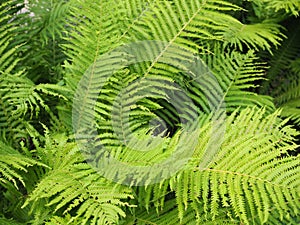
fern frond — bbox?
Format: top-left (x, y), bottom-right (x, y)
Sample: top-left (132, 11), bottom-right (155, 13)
top-left (0, 74), bottom-right (70, 135)
top-left (123, 199), bottom-right (238, 225)
top-left (169, 108), bottom-right (300, 224)
top-left (24, 163), bottom-right (134, 225)
top-left (200, 47), bottom-right (274, 112)
top-left (0, 141), bottom-right (45, 188)
top-left (65, 0), bottom-right (240, 91)
top-left (264, 0), bottom-right (300, 17)
top-left (260, 19), bottom-right (300, 96)
top-left (132, 0), bottom-right (242, 51)
top-left (64, 0), bottom-right (149, 91)
top-left (0, 1), bottom-right (22, 74)
top-left (0, 217), bottom-right (24, 225)
top-left (220, 19), bottom-right (283, 52)
top-left (3, 0), bottom-right (70, 83)
top-left (132, 0), bottom-right (283, 53)
top-left (134, 108), bottom-right (300, 224)
top-left (277, 80), bottom-right (300, 125)
top-left (26, 0), bottom-right (71, 45)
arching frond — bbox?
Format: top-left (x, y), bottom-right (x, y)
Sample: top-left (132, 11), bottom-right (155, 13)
top-left (200, 47), bottom-right (274, 112)
top-left (0, 1), bottom-right (22, 74)
top-left (1, 0), bottom-right (299, 224)
top-left (64, 0), bottom-right (151, 91)
top-left (18, 129), bottom-right (134, 225)
top-left (24, 163), bottom-right (134, 225)
top-left (124, 199), bottom-right (239, 224)
top-left (220, 19), bottom-right (283, 52)
top-left (25, 0), bottom-right (71, 45)
top-left (263, 0), bottom-right (300, 16)
top-left (130, 108), bottom-right (299, 224)
top-left (277, 80), bottom-right (300, 125)
top-left (0, 141), bottom-right (45, 188)
top-left (0, 74), bottom-right (70, 145)
top-left (170, 108), bottom-right (300, 224)
top-left (132, 0), bottom-right (283, 53)
top-left (0, 217), bottom-right (24, 225)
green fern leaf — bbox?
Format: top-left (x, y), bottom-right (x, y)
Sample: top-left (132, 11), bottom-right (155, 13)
top-left (0, 141), bottom-right (45, 188)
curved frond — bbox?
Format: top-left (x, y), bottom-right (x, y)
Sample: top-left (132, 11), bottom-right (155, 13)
top-left (125, 199), bottom-right (239, 224)
top-left (0, 217), bottom-right (24, 225)
top-left (64, 0), bottom-right (151, 91)
top-left (170, 108), bottom-right (300, 224)
top-left (0, 141), bottom-right (44, 188)
top-left (0, 74), bottom-right (70, 144)
top-left (260, 19), bottom-right (300, 96)
top-left (0, 1), bottom-right (22, 74)
top-left (201, 47), bottom-right (274, 112)
top-left (277, 80), bottom-right (300, 125)
top-left (263, 0), bottom-right (300, 16)
top-left (26, 0), bottom-right (71, 45)
top-left (24, 163), bottom-right (134, 225)
top-left (220, 19), bottom-right (283, 52)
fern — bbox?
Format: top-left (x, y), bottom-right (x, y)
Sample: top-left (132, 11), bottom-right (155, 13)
top-left (16, 130), bottom-right (134, 225)
top-left (188, 108), bottom-right (300, 223)
top-left (132, 108), bottom-right (300, 224)
top-left (0, 1), bottom-right (23, 74)
top-left (24, 163), bottom-right (134, 225)
top-left (259, 18), bottom-right (300, 125)
top-left (0, 73), bottom-right (70, 146)
top-left (262, 0), bottom-right (300, 17)
top-left (0, 217), bottom-right (24, 225)
top-left (201, 46), bottom-right (274, 111)
top-left (1, 0), bottom-right (300, 224)
top-left (0, 140), bottom-right (47, 223)
top-left (26, 0), bottom-right (71, 45)
top-left (123, 199), bottom-right (239, 224)
top-left (0, 141), bottom-right (44, 188)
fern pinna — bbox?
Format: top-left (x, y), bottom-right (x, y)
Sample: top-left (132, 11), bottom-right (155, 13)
top-left (0, 0), bottom-right (299, 224)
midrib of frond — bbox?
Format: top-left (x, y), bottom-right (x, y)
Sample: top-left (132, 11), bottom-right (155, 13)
top-left (203, 168), bottom-right (297, 190)
top-left (74, 1), bottom-right (155, 129)
top-left (136, 217), bottom-right (157, 225)
top-left (218, 59), bottom-right (244, 106)
top-left (79, 1), bottom-right (212, 146)
top-left (74, 18), bottom-right (103, 130)
top-left (143, 0), bottom-right (208, 78)
top-left (206, 54), bottom-right (247, 114)
top-left (118, 0), bottom-right (155, 42)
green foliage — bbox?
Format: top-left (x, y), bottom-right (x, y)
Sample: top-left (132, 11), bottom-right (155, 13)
top-left (0, 141), bottom-right (45, 188)
top-left (0, 0), bottom-right (299, 224)
top-left (260, 18), bottom-right (300, 125)
top-left (254, 0), bottom-right (300, 17)
top-left (25, 163), bottom-right (133, 224)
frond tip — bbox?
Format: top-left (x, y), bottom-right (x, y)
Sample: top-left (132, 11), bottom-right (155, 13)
top-left (221, 19), bottom-right (284, 52)
top-left (0, 141), bottom-right (45, 188)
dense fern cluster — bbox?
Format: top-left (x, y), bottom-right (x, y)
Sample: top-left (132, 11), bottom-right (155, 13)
top-left (0, 0), bottom-right (299, 224)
